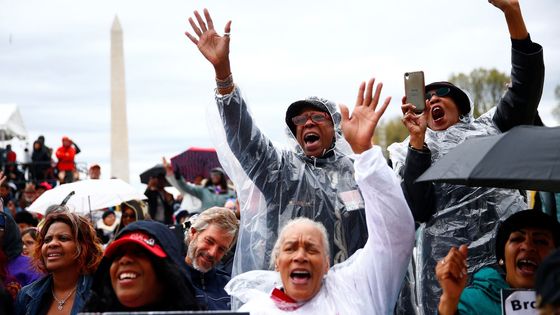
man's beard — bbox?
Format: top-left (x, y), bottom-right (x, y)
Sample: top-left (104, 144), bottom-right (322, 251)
top-left (187, 237), bottom-right (215, 273)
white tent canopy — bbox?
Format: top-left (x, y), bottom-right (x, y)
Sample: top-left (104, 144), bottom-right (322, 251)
top-left (0, 104), bottom-right (28, 141)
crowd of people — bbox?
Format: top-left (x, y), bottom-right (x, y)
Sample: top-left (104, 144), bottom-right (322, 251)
top-left (0, 135), bottom-right (85, 218)
top-left (0, 0), bottom-right (558, 314)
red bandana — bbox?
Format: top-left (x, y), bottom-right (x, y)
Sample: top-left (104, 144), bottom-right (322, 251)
top-left (271, 288), bottom-right (301, 311)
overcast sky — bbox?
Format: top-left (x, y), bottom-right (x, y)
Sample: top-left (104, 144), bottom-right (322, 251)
top-left (1, 0), bottom-right (558, 190)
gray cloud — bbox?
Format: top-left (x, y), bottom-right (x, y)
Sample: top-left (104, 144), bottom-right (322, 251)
top-left (1, 0), bottom-right (559, 189)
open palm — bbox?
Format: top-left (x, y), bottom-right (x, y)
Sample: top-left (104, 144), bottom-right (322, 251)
top-left (185, 9), bottom-right (231, 69)
top-left (340, 78), bottom-right (391, 154)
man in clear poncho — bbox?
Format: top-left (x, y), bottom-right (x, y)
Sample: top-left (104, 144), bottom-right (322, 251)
top-left (387, 0), bottom-right (545, 313)
top-left (185, 9), bottom-right (370, 276)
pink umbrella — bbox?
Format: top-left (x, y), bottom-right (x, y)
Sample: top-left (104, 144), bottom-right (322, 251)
top-left (170, 147), bottom-right (223, 182)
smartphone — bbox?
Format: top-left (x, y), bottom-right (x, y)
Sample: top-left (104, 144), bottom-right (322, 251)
top-left (404, 71), bottom-right (425, 114)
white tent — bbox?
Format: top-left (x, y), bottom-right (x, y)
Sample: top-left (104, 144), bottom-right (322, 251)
top-left (0, 104), bottom-right (27, 141)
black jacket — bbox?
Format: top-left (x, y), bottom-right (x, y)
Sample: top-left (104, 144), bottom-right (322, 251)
top-left (144, 189), bottom-right (174, 224)
top-left (397, 37), bottom-right (545, 315)
top-left (185, 264), bottom-right (231, 310)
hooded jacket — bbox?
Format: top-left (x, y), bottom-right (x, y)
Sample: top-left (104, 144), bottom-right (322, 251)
top-left (388, 37), bottom-right (544, 314)
top-left (209, 89), bottom-right (368, 276)
top-left (112, 200), bottom-right (147, 238)
top-left (30, 140), bottom-right (51, 178)
top-left (55, 143), bottom-right (78, 172)
top-left (84, 220), bottom-right (199, 312)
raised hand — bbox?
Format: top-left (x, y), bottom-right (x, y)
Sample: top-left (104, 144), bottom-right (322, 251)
top-left (185, 9), bottom-right (232, 78)
top-left (489, 0), bottom-right (520, 12)
top-left (436, 245), bottom-right (469, 315)
top-left (401, 97), bottom-right (430, 150)
top-left (488, 0), bottom-right (527, 40)
top-left (340, 78), bottom-right (391, 154)
top-left (162, 157), bottom-right (173, 177)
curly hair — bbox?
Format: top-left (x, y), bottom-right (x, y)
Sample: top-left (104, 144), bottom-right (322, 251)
top-left (33, 207), bottom-right (103, 274)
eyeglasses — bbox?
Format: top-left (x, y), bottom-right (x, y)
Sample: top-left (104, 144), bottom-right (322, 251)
top-left (425, 87), bottom-right (451, 100)
top-left (291, 112), bottom-right (330, 126)
top-left (122, 213), bottom-right (135, 219)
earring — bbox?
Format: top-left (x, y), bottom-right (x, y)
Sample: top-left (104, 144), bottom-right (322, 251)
top-left (498, 259), bottom-right (504, 266)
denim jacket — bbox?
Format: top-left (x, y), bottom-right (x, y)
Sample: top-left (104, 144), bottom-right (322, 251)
top-left (14, 274), bottom-right (93, 315)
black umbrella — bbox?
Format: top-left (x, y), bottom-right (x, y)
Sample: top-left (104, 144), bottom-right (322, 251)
top-left (139, 164), bottom-right (170, 186)
top-left (417, 125), bottom-right (560, 192)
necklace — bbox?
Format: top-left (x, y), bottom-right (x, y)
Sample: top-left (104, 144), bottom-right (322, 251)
top-left (51, 286), bottom-right (77, 311)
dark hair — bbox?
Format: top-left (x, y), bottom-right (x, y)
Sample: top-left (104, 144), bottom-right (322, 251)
top-left (495, 210), bottom-right (560, 270)
top-left (102, 210), bottom-right (115, 220)
top-left (83, 247), bottom-right (199, 311)
top-left (0, 248), bottom-right (10, 314)
top-left (0, 248), bottom-right (7, 282)
top-left (33, 208), bottom-right (103, 274)
top-left (14, 211), bottom-right (38, 227)
top-left (21, 227), bottom-right (38, 241)
top-left (204, 168), bottom-right (228, 192)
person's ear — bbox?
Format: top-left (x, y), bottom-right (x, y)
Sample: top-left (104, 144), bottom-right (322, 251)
top-left (189, 227), bottom-right (197, 239)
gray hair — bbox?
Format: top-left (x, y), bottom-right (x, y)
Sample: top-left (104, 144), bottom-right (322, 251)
top-left (185, 207), bottom-right (239, 250)
top-left (269, 217), bottom-right (330, 270)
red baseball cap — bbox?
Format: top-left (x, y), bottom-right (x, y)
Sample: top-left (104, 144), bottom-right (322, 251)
top-left (38, 181), bottom-right (53, 190)
top-left (104, 231), bottom-right (167, 258)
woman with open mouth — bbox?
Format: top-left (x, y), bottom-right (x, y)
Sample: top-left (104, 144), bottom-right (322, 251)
top-left (225, 73), bottom-right (415, 314)
top-left (82, 220), bottom-right (199, 312)
top-left (436, 210), bottom-right (560, 315)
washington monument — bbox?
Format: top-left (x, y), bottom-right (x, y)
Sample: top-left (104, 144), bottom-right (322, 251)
top-left (110, 16), bottom-right (130, 182)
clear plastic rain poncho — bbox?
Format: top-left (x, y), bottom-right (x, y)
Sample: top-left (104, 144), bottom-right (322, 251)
top-left (207, 87), bottom-right (368, 278)
top-left (224, 146), bottom-right (415, 315)
top-left (388, 107), bottom-right (527, 315)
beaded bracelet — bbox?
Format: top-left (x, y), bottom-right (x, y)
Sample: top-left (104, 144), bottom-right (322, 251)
top-left (408, 142), bottom-right (429, 152)
top-left (216, 74), bottom-right (234, 90)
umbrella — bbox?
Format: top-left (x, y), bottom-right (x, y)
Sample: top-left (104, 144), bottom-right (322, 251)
top-left (170, 147), bottom-right (222, 182)
top-left (417, 125), bottom-right (560, 192)
top-left (0, 104), bottom-right (28, 141)
top-left (28, 179), bottom-right (147, 215)
top-left (139, 164), bottom-right (169, 186)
